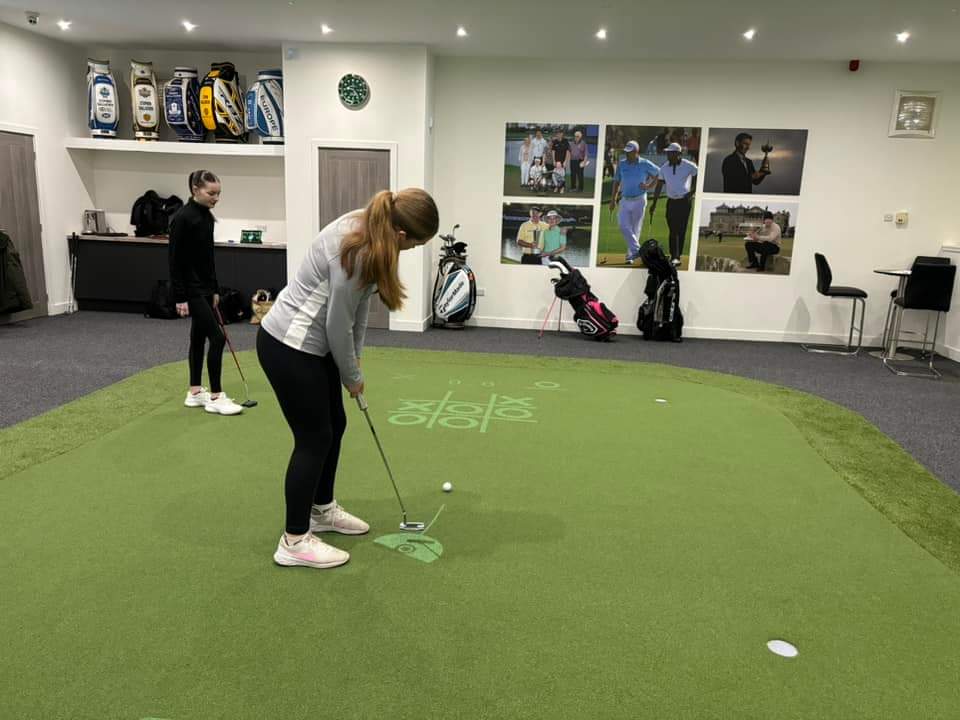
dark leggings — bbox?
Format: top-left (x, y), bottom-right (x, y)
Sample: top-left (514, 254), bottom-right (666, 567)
top-left (256, 328), bottom-right (346, 534)
top-left (187, 296), bottom-right (224, 393)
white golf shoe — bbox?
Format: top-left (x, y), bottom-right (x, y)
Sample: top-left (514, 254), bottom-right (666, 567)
top-left (273, 533), bottom-right (350, 569)
top-left (309, 501), bottom-right (370, 535)
top-left (184, 387), bottom-right (211, 407)
top-left (204, 392), bottom-right (244, 416)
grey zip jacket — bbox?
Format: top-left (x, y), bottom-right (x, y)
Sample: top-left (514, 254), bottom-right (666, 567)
top-left (261, 212), bottom-right (375, 386)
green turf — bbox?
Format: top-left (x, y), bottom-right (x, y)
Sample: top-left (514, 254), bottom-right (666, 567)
top-left (503, 164), bottom-right (596, 200)
top-left (2, 348), bottom-right (960, 719)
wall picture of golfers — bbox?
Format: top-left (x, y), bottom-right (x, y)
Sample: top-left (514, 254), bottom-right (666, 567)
top-left (703, 128), bottom-right (808, 196)
top-left (501, 202), bottom-right (594, 268)
top-left (504, 123), bottom-right (599, 199)
top-left (598, 125), bottom-right (702, 270)
top-left (695, 199), bottom-right (800, 275)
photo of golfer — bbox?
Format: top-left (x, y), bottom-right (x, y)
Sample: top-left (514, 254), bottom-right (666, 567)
top-left (504, 124), bottom-right (599, 199)
top-left (703, 128), bottom-right (808, 196)
top-left (597, 125), bottom-right (702, 270)
top-left (695, 199), bottom-right (799, 275)
top-left (501, 203), bottom-right (593, 267)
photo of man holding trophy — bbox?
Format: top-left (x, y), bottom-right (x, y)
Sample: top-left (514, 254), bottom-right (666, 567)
top-left (703, 127), bottom-right (808, 196)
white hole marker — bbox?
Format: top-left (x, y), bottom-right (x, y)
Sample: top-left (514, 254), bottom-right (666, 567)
top-left (655, 399), bottom-right (668, 404)
top-left (767, 640), bottom-right (799, 658)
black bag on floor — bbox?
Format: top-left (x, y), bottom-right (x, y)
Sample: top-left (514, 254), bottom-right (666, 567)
top-left (637, 239), bottom-right (683, 342)
top-left (144, 280), bottom-right (178, 319)
top-left (217, 287), bottom-right (251, 324)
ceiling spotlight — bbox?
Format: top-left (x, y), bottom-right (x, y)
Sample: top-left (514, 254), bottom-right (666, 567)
top-left (457, 26), bottom-right (468, 37)
top-left (743, 28), bottom-right (756, 40)
top-left (321, 24), bottom-right (333, 34)
top-left (57, 19), bottom-right (71, 31)
top-left (182, 20), bottom-right (197, 32)
top-left (896, 31), bottom-right (911, 43)
top-left (596, 28), bottom-right (607, 40)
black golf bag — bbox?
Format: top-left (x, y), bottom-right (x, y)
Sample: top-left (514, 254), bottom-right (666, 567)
top-left (637, 239), bottom-right (683, 342)
top-left (432, 224), bottom-right (476, 329)
top-left (549, 256), bottom-right (618, 341)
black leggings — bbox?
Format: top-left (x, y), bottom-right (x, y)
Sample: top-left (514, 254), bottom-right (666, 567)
top-left (256, 328), bottom-right (346, 534)
top-left (187, 295), bottom-right (225, 393)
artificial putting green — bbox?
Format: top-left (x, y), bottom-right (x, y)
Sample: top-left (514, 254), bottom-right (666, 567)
top-left (2, 348), bottom-right (960, 719)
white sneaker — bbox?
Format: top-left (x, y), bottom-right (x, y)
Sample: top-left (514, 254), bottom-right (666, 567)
top-left (184, 387), bottom-right (211, 408)
top-left (204, 392), bottom-right (244, 416)
top-left (310, 500), bottom-right (370, 535)
top-left (273, 533), bottom-right (350, 569)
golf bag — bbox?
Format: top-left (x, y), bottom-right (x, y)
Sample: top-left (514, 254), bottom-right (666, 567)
top-left (217, 287), bottom-right (252, 324)
top-left (144, 280), bottom-right (177, 319)
top-left (86, 59), bottom-right (119, 138)
top-left (432, 224), bottom-right (476, 329)
top-left (200, 62), bottom-right (247, 143)
top-left (549, 256), bottom-right (618, 341)
top-left (637, 239), bottom-right (683, 342)
top-left (164, 67), bottom-right (204, 142)
top-left (245, 69), bottom-right (284, 144)
top-left (130, 60), bottom-right (160, 140)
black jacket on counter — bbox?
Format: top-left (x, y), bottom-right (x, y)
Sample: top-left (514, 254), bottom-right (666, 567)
top-left (0, 230), bottom-right (33, 315)
top-left (169, 199), bottom-right (218, 303)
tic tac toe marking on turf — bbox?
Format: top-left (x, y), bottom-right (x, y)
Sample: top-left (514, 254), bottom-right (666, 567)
top-left (388, 391), bottom-right (537, 432)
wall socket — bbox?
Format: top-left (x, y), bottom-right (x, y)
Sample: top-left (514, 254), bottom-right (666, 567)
top-left (477, 288), bottom-right (485, 296)
top-left (895, 212), bottom-right (909, 226)
top-left (883, 214), bottom-right (894, 222)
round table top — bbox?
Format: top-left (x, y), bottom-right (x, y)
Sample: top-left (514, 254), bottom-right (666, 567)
top-left (874, 268), bottom-right (911, 277)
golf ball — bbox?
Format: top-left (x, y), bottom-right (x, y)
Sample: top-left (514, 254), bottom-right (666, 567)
top-left (442, 482), bottom-right (453, 493)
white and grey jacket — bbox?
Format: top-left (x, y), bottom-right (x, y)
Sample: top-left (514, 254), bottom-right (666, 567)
top-left (261, 212), bottom-right (375, 386)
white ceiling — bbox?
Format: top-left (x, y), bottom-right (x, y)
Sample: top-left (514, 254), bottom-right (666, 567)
top-left (1, 0), bottom-right (959, 61)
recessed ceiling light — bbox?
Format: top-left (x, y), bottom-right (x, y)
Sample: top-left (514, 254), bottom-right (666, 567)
top-left (182, 20), bottom-right (196, 32)
top-left (743, 28), bottom-right (756, 40)
top-left (896, 31), bottom-right (911, 43)
top-left (321, 24), bottom-right (333, 34)
top-left (596, 28), bottom-right (607, 40)
top-left (57, 19), bottom-right (71, 31)
top-left (457, 26), bottom-right (468, 37)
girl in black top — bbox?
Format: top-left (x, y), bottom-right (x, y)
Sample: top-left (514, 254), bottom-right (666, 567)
top-left (169, 169), bottom-right (242, 416)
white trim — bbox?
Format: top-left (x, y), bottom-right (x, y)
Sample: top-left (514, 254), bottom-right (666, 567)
top-left (942, 343), bottom-right (960, 363)
top-left (390, 315), bottom-right (432, 332)
top-left (47, 301), bottom-right (73, 315)
top-left (64, 137), bottom-right (284, 157)
top-left (940, 245), bottom-right (960, 255)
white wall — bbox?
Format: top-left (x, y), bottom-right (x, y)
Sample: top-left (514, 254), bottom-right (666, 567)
top-left (78, 46), bottom-right (286, 244)
top-left (282, 43), bottom-right (431, 331)
top-left (432, 58), bottom-right (960, 355)
top-left (0, 22), bottom-right (91, 314)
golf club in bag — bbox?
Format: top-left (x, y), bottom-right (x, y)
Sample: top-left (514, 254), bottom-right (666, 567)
top-left (213, 305), bottom-right (258, 407)
top-left (432, 224), bottom-right (476, 329)
top-left (636, 239), bottom-right (683, 342)
top-left (355, 394), bottom-right (425, 532)
top-left (545, 256), bottom-right (618, 341)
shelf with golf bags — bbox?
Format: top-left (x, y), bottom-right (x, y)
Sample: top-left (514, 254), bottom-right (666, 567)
top-left (637, 239), bottom-right (683, 342)
top-left (432, 224), bottom-right (476, 329)
top-left (541, 256), bottom-right (618, 341)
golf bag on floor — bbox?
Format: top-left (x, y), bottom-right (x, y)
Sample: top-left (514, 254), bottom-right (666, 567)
top-left (432, 224), bottom-right (476, 329)
top-left (637, 239), bottom-right (683, 342)
top-left (548, 256), bottom-right (618, 341)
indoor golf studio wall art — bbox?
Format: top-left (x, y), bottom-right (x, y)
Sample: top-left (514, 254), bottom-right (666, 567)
top-left (500, 203), bottom-right (594, 268)
top-left (503, 123), bottom-right (599, 199)
top-left (695, 199), bottom-right (801, 275)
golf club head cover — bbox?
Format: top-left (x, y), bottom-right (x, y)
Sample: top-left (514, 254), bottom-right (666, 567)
top-left (245, 69), bottom-right (284, 144)
top-left (86, 59), bottom-right (119, 138)
top-left (200, 62), bottom-right (247, 143)
top-left (163, 67), bottom-right (204, 142)
top-left (129, 60), bottom-right (160, 141)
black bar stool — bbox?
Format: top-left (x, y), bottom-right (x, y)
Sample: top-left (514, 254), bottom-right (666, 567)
top-left (880, 256), bottom-right (949, 353)
top-left (884, 260), bottom-right (956, 379)
top-left (802, 253), bottom-right (867, 355)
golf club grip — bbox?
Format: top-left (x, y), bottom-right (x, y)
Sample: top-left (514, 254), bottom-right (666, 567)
top-left (356, 393), bottom-right (369, 411)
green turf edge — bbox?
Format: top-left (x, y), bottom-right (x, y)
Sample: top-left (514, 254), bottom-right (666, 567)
top-left (2, 346), bottom-right (958, 575)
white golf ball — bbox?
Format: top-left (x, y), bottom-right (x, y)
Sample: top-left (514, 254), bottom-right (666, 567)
top-left (442, 482), bottom-right (453, 493)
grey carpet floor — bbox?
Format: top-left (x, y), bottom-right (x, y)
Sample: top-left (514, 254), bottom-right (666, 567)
top-left (2, 311), bottom-right (959, 492)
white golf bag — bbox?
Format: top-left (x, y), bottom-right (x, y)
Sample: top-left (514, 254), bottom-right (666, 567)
top-left (164, 67), bottom-right (204, 142)
top-left (245, 69), bottom-right (284, 145)
top-left (130, 60), bottom-right (160, 141)
top-left (432, 224), bottom-right (476, 329)
top-left (200, 61), bottom-right (247, 143)
top-left (86, 59), bottom-right (119, 138)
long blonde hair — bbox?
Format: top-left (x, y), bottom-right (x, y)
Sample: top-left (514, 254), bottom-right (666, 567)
top-left (340, 188), bottom-right (439, 311)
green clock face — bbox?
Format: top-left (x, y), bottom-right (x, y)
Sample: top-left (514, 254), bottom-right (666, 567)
top-left (338, 74), bottom-right (370, 109)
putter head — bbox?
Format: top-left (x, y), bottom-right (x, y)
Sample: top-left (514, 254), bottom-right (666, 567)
top-left (400, 521), bottom-right (426, 532)
top-left (241, 399), bottom-right (258, 408)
